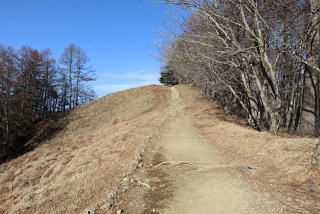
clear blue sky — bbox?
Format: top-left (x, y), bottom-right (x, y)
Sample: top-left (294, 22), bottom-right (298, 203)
top-left (0, 0), bottom-right (170, 97)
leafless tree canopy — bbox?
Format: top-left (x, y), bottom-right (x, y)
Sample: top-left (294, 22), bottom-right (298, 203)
top-left (0, 43), bottom-right (96, 160)
top-left (157, 0), bottom-right (320, 135)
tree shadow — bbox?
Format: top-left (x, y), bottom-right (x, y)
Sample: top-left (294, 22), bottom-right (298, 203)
top-left (0, 112), bottom-right (70, 164)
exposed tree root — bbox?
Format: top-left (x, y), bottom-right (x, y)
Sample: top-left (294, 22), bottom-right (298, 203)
top-left (137, 180), bottom-right (152, 190)
top-left (153, 161), bottom-right (198, 168)
top-left (153, 160), bottom-right (259, 171)
top-left (195, 164), bottom-right (259, 172)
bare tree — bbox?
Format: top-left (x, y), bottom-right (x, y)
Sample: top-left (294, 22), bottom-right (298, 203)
top-left (156, 0), bottom-right (320, 134)
top-left (60, 43), bottom-right (95, 108)
top-left (74, 47), bottom-right (95, 107)
top-left (0, 43), bottom-right (97, 161)
top-left (0, 45), bottom-right (17, 157)
top-left (300, 0), bottom-right (320, 135)
top-left (60, 43), bottom-right (77, 109)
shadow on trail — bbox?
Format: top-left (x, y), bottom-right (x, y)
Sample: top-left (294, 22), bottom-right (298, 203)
top-left (143, 152), bottom-right (174, 214)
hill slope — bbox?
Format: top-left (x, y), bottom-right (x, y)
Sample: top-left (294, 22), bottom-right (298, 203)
top-left (0, 85), bottom-right (170, 213)
top-left (1, 84), bottom-right (319, 214)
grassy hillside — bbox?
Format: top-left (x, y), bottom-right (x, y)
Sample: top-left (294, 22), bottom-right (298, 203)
top-left (0, 85), bottom-right (170, 213)
top-left (1, 84), bottom-right (319, 213)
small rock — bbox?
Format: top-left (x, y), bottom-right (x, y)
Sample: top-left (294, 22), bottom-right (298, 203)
top-left (14, 168), bottom-right (23, 176)
top-left (83, 208), bottom-right (95, 214)
top-left (100, 202), bottom-right (113, 210)
top-left (247, 165), bottom-right (257, 170)
top-left (123, 177), bottom-right (129, 182)
top-left (109, 190), bottom-right (118, 200)
top-left (136, 154), bottom-right (143, 163)
top-left (131, 178), bottom-right (138, 183)
top-left (128, 161), bottom-right (137, 173)
top-left (123, 185), bottom-right (130, 192)
top-left (117, 210), bottom-right (123, 214)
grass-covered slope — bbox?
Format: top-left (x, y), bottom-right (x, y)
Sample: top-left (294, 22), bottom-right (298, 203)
top-left (0, 85), bottom-right (170, 213)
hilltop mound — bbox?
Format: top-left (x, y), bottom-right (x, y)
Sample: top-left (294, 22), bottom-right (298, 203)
top-left (0, 85), bottom-right (170, 213)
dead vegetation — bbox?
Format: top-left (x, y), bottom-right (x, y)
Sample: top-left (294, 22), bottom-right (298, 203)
top-left (157, 0), bottom-right (320, 135)
top-left (1, 84), bottom-right (319, 213)
top-left (176, 85), bottom-right (319, 181)
top-left (312, 139), bottom-right (320, 169)
top-left (175, 85), bottom-right (320, 211)
top-left (0, 85), bottom-right (170, 213)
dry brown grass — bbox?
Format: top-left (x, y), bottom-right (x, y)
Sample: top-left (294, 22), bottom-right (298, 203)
top-left (2, 83), bottom-right (319, 213)
top-left (0, 85), bottom-right (170, 214)
top-left (119, 85), bottom-right (320, 213)
top-left (176, 85), bottom-right (320, 200)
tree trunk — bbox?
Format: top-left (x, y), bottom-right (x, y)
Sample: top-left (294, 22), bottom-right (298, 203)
top-left (69, 56), bottom-right (73, 109)
top-left (75, 67), bottom-right (80, 106)
top-left (269, 110), bottom-right (281, 134)
top-left (299, 0), bottom-right (320, 135)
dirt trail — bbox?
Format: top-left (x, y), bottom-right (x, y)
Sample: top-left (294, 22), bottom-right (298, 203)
top-left (148, 87), bottom-right (285, 214)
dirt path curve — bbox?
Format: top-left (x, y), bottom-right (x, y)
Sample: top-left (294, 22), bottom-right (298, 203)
top-left (150, 87), bottom-right (285, 214)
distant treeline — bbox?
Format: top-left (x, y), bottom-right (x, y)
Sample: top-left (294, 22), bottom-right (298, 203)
top-left (0, 43), bottom-right (96, 159)
top-left (158, 0), bottom-right (320, 136)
